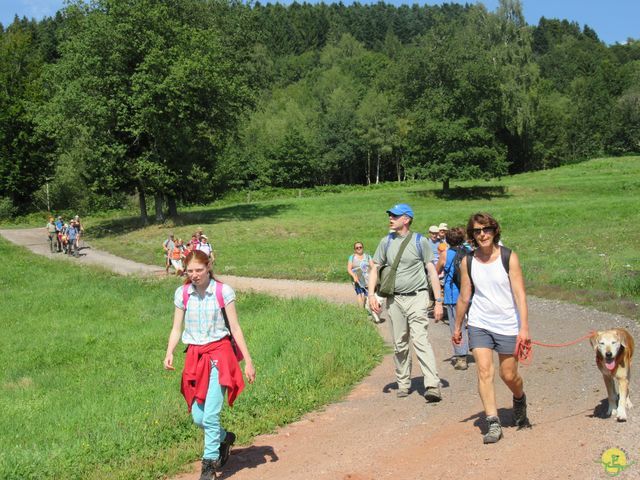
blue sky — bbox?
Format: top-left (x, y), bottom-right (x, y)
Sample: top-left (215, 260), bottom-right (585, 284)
top-left (1, 0), bottom-right (638, 45)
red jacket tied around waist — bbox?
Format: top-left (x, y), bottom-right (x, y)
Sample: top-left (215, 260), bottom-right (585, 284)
top-left (181, 337), bottom-right (245, 411)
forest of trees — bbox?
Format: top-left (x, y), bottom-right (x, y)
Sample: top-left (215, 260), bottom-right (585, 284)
top-left (1, 0), bottom-right (639, 220)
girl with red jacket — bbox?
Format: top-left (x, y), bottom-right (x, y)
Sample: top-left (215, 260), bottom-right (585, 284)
top-left (164, 250), bottom-right (255, 479)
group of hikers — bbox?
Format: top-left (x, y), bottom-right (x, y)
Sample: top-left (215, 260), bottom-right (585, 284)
top-left (162, 229), bottom-right (214, 276)
top-left (46, 215), bottom-right (84, 257)
top-left (349, 204), bottom-right (530, 444)
top-left (162, 203), bottom-right (531, 480)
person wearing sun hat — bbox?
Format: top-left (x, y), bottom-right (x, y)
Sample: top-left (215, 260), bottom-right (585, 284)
top-left (427, 225), bottom-right (441, 264)
top-left (425, 224), bottom-right (443, 316)
top-left (438, 223), bottom-right (449, 240)
top-left (368, 203), bottom-right (444, 402)
top-left (163, 233), bottom-right (176, 273)
top-left (437, 223), bottom-right (450, 266)
top-left (197, 234), bottom-right (214, 261)
top-left (46, 216), bottom-right (57, 253)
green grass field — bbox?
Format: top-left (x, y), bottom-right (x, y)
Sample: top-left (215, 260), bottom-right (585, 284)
top-left (88, 156), bottom-right (640, 320)
top-left (0, 237), bottom-right (384, 479)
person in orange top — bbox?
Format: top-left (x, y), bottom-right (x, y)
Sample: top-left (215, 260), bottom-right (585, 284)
top-left (164, 250), bottom-right (255, 479)
top-left (170, 239), bottom-right (185, 276)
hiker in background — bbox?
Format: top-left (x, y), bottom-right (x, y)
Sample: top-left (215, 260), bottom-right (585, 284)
top-left (163, 250), bottom-right (255, 480)
top-left (183, 235), bottom-right (195, 257)
top-left (61, 223), bottom-right (70, 254)
top-left (163, 233), bottom-right (176, 273)
top-left (170, 239), bottom-right (186, 276)
top-left (66, 221), bottom-right (78, 257)
top-left (197, 234), bottom-right (213, 261)
top-left (55, 216), bottom-right (64, 252)
top-left (426, 225), bottom-right (442, 317)
top-left (453, 212), bottom-right (531, 444)
top-left (438, 223), bottom-right (448, 242)
top-left (189, 234), bottom-right (200, 251)
top-left (73, 215), bottom-right (84, 252)
top-left (426, 225), bottom-right (441, 264)
top-left (347, 241), bottom-right (374, 309)
top-left (436, 227), bottom-right (470, 370)
top-left (368, 203), bottom-right (444, 402)
top-left (437, 223), bottom-right (449, 259)
top-left (347, 241), bottom-right (383, 323)
top-left (46, 217), bottom-right (57, 253)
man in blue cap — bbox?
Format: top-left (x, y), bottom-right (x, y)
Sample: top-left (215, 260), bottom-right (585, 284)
top-left (368, 203), bottom-right (444, 402)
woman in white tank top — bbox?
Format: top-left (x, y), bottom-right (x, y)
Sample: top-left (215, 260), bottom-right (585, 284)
top-left (452, 213), bottom-right (530, 444)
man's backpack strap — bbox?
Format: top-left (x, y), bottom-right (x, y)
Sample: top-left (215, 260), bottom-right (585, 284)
top-left (383, 232), bottom-right (424, 263)
top-left (383, 233), bottom-right (393, 256)
top-left (415, 233), bottom-right (424, 263)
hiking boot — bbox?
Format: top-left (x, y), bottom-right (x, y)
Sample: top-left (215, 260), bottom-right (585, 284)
top-left (483, 416), bottom-right (503, 444)
top-left (454, 357), bottom-right (468, 370)
top-left (199, 458), bottom-right (221, 480)
top-left (513, 393), bottom-right (531, 429)
top-left (219, 431), bottom-right (236, 467)
top-left (397, 388), bottom-right (410, 398)
top-left (424, 386), bottom-right (442, 403)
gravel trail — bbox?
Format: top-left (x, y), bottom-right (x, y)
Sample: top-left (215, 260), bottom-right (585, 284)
top-left (2, 227), bottom-right (639, 480)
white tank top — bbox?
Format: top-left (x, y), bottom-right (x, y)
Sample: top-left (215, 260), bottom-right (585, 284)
top-left (467, 255), bottom-right (519, 335)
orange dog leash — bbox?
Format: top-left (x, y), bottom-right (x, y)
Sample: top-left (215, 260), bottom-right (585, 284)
top-left (515, 331), bottom-right (597, 365)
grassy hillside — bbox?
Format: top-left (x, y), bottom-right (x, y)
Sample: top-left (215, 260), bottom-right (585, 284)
top-left (0, 238), bottom-right (383, 479)
top-left (87, 156), bottom-right (639, 319)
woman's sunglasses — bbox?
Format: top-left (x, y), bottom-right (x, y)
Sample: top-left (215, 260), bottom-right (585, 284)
top-left (472, 226), bottom-right (496, 236)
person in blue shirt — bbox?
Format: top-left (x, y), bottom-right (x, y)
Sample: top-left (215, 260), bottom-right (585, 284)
top-left (54, 216), bottom-right (64, 252)
top-left (66, 222), bottom-right (78, 257)
top-left (436, 227), bottom-right (470, 370)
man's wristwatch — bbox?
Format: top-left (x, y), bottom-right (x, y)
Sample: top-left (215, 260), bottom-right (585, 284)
top-left (435, 297), bottom-right (444, 303)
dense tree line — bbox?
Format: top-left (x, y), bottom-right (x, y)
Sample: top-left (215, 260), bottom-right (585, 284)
top-left (0, 0), bottom-right (638, 219)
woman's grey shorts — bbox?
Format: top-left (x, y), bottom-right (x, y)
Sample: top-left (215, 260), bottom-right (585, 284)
top-left (468, 326), bottom-right (517, 355)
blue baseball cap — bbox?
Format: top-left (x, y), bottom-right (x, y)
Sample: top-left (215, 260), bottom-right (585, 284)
top-left (386, 203), bottom-right (414, 218)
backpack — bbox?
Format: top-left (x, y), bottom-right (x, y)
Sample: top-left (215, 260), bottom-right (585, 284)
top-left (182, 281), bottom-right (243, 361)
top-left (447, 246), bottom-right (471, 290)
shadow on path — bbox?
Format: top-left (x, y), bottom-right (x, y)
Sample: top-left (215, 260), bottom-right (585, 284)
top-left (223, 446), bottom-right (279, 476)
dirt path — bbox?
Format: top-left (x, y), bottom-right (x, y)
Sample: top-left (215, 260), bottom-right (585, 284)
top-left (3, 228), bottom-right (639, 479)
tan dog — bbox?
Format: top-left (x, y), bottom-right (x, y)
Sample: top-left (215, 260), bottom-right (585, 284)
top-left (591, 328), bottom-right (635, 421)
